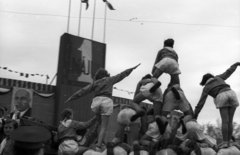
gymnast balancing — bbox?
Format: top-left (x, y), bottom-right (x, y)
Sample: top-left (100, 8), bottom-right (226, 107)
top-left (130, 74), bottom-right (162, 122)
top-left (152, 38), bottom-right (181, 86)
top-left (64, 64), bottom-right (140, 152)
top-left (194, 62), bottom-right (240, 149)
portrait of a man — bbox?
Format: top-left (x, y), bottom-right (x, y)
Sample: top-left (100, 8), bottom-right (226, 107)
top-left (10, 88), bottom-right (33, 119)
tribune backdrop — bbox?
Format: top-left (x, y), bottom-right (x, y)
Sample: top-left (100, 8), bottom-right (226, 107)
top-left (54, 33), bottom-right (106, 124)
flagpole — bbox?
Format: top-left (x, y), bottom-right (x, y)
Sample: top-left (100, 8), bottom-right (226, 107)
top-left (91, 0), bottom-right (96, 40)
top-left (78, 1), bottom-right (82, 36)
top-left (46, 76), bottom-right (48, 85)
top-left (49, 73), bottom-right (57, 85)
top-left (103, 3), bottom-right (107, 43)
top-left (67, 0), bottom-right (72, 33)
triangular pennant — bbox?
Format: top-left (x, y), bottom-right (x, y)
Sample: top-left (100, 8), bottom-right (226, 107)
top-left (81, 0), bottom-right (89, 10)
top-left (103, 0), bottom-right (115, 10)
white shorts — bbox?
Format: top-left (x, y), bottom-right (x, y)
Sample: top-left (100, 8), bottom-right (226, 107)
top-left (91, 96), bottom-right (113, 115)
top-left (155, 57), bottom-right (181, 75)
top-left (146, 122), bottom-right (161, 142)
top-left (117, 108), bottom-right (140, 126)
top-left (140, 83), bottom-right (163, 102)
top-left (214, 90), bottom-right (239, 109)
top-left (58, 140), bottom-right (79, 155)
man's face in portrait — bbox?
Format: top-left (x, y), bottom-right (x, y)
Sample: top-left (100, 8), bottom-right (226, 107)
top-left (14, 89), bottom-right (31, 112)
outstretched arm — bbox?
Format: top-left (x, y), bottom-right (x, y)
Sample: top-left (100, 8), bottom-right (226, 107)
top-left (194, 91), bottom-right (208, 120)
top-left (217, 62), bottom-right (240, 80)
top-left (110, 63), bottom-right (140, 84)
top-left (75, 116), bottom-right (97, 130)
top-left (64, 84), bottom-right (94, 104)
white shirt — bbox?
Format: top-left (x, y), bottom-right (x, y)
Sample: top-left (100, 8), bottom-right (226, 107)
top-left (12, 108), bottom-right (29, 119)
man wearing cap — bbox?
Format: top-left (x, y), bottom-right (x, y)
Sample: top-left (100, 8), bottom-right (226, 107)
top-left (10, 89), bottom-right (32, 120)
top-left (10, 126), bottom-right (51, 155)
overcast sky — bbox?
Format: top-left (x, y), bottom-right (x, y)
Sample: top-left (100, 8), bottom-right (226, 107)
top-left (0, 0), bottom-right (240, 125)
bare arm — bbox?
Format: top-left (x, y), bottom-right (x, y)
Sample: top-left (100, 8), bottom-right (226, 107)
top-left (194, 91), bottom-right (208, 119)
top-left (75, 116), bottom-right (97, 130)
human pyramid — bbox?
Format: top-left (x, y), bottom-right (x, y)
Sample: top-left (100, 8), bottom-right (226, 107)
top-left (62, 39), bottom-right (240, 155)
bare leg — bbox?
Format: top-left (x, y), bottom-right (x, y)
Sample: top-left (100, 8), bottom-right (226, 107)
top-left (220, 107), bottom-right (229, 144)
top-left (112, 123), bottom-right (126, 145)
top-left (130, 123), bottom-right (141, 155)
top-left (96, 115), bottom-right (109, 151)
top-left (169, 74), bottom-right (180, 86)
top-left (153, 101), bottom-right (162, 117)
top-left (130, 123), bottom-right (140, 145)
top-left (228, 107), bottom-right (236, 146)
top-left (130, 93), bottom-right (146, 122)
top-left (152, 69), bottom-right (163, 79)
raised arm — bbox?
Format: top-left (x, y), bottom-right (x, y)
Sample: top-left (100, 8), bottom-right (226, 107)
top-left (75, 116), bottom-right (97, 130)
top-left (217, 62), bottom-right (240, 80)
top-left (194, 91), bottom-right (208, 120)
top-left (110, 63), bottom-right (140, 84)
top-left (64, 84), bottom-right (94, 103)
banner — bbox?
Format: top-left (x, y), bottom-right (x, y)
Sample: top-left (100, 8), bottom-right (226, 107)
top-left (57, 33), bottom-right (106, 87)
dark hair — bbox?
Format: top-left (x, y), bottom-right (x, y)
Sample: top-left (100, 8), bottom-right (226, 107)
top-left (141, 74), bottom-right (152, 80)
top-left (4, 119), bottom-right (18, 129)
top-left (164, 38), bottom-right (174, 48)
top-left (94, 68), bottom-right (110, 80)
top-left (61, 108), bottom-right (73, 122)
top-left (200, 73), bottom-right (214, 86)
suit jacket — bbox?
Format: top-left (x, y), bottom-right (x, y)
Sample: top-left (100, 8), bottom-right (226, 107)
top-left (9, 108), bottom-right (32, 119)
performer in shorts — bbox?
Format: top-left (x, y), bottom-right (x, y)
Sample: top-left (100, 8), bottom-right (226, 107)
top-left (157, 84), bottom-right (193, 135)
top-left (194, 62), bottom-right (240, 149)
top-left (152, 38), bottom-right (181, 86)
top-left (65, 64), bottom-right (140, 152)
top-left (130, 74), bottom-right (162, 123)
top-left (106, 105), bottom-right (141, 155)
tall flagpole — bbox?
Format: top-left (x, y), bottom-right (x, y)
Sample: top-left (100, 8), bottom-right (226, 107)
top-left (103, 3), bottom-right (107, 43)
top-left (67, 0), bottom-right (72, 33)
top-left (91, 0), bottom-right (97, 40)
top-left (78, 1), bottom-right (82, 36)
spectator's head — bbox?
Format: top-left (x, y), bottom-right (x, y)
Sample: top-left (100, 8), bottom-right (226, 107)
top-left (4, 119), bottom-right (18, 136)
top-left (11, 126), bottom-right (51, 155)
top-left (14, 89), bottom-right (31, 112)
top-left (164, 38), bottom-right (174, 48)
top-left (200, 73), bottom-right (214, 86)
top-left (61, 108), bottom-right (73, 122)
top-left (94, 68), bottom-right (110, 80)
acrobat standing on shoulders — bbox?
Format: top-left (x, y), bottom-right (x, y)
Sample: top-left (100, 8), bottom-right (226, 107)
top-left (130, 74), bottom-right (162, 123)
top-left (157, 83), bottom-right (193, 136)
top-left (152, 38), bottom-right (181, 86)
top-left (65, 64), bottom-right (140, 152)
top-left (194, 62), bottom-right (240, 149)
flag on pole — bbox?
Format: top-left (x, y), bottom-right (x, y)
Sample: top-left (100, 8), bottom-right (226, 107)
top-left (81, 0), bottom-right (89, 10)
top-left (103, 0), bottom-right (115, 10)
